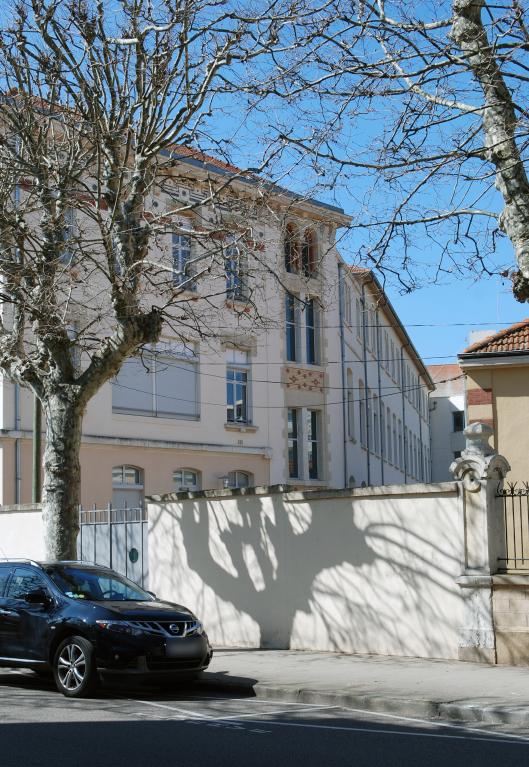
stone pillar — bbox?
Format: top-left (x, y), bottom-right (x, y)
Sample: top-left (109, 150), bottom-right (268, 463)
top-left (450, 423), bottom-right (510, 663)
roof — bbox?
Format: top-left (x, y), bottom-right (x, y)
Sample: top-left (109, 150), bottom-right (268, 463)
top-left (461, 319), bottom-right (529, 355)
top-left (166, 146), bottom-right (348, 218)
top-left (427, 364), bottom-right (464, 396)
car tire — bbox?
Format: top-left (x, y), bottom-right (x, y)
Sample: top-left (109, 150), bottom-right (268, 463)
top-left (52, 636), bottom-right (98, 698)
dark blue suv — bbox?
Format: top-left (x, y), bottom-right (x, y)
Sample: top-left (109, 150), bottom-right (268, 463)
top-left (0, 559), bottom-right (212, 697)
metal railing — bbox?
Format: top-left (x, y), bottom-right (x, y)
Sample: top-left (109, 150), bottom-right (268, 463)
top-left (497, 482), bottom-right (529, 572)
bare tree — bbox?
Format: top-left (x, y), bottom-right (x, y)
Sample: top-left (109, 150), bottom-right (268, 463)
top-left (0, 0), bottom-right (318, 558)
top-left (257, 0), bottom-right (529, 297)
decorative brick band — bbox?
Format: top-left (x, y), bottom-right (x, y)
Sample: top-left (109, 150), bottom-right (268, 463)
top-left (467, 387), bottom-right (493, 406)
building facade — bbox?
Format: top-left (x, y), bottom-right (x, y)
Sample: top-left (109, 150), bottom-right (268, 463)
top-left (459, 319), bottom-right (529, 483)
top-left (0, 152), bottom-right (433, 508)
top-left (427, 364), bottom-right (465, 482)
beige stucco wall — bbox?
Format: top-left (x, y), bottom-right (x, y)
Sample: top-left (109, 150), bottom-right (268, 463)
top-left (465, 363), bottom-right (529, 483)
top-left (148, 483), bottom-right (465, 659)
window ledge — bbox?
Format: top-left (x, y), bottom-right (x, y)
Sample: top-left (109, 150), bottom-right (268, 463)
top-left (224, 422), bottom-right (258, 433)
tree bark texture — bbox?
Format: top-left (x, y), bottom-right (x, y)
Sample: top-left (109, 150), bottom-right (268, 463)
top-left (41, 395), bottom-right (84, 560)
top-left (451, 0), bottom-right (529, 301)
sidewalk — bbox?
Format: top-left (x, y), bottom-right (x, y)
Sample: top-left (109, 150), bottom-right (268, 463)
top-left (199, 650), bottom-right (529, 726)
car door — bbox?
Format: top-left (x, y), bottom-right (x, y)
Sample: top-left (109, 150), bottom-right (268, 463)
top-left (3, 567), bottom-right (54, 662)
top-left (0, 565), bottom-right (14, 658)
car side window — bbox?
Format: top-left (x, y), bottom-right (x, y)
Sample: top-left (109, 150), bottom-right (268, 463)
top-left (6, 568), bottom-right (47, 600)
top-left (0, 567), bottom-right (12, 597)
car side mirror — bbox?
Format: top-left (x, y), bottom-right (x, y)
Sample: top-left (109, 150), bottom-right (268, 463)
top-left (23, 589), bottom-right (50, 605)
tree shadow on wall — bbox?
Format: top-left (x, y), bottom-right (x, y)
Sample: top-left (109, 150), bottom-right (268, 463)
top-left (173, 493), bottom-right (377, 648)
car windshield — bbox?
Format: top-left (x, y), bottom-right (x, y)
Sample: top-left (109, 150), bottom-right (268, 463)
top-left (44, 566), bottom-right (152, 602)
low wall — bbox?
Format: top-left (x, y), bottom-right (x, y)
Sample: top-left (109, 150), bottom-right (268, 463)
top-left (0, 504), bottom-right (44, 559)
top-left (148, 482), bottom-right (465, 660)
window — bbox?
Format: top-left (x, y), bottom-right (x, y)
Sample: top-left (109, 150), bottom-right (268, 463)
top-left (307, 409), bottom-right (320, 479)
top-left (398, 420), bottom-right (403, 470)
top-left (225, 235), bottom-right (247, 300)
top-left (288, 408), bottom-right (299, 478)
top-left (380, 405), bottom-right (385, 458)
top-left (6, 568), bottom-right (48, 600)
top-left (373, 394), bottom-right (379, 454)
top-left (173, 469), bottom-right (201, 491)
top-left (359, 380), bottom-right (366, 446)
top-left (112, 343), bottom-right (199, 419)
top-left (226, 348), bottom-right (250, 424)
top-left (305, 298), bottom-right (319, 364)
top-left (355, 298), bottom-right (362, 339)
top-left (347, 370), bottom-right (354, 440)
top-left (393, 414), bottom-right (397, 466)
top-left (112, 465), bottom-right (143, 486)
top-left (344, 283), bottom-right (352, 326)
top-left (301, 228), bottom-right (317, 277)
top-left (172, 230), bottom-right (194, 288)
top-left (284, 223), bottom-right (300, 273)
top-left (227, 470), bottom-right (251, 489)
top-left (0, 566), bottom-right (11, 597)
top-left (60, 207), bottom-right (75, 263)
top-left (452, 411), bottom-right (465, 432)
top-left (285, 292), bottom-right (299, 362)
top-left (367, 389), bottom-right (372, 448)
top-left (386, 407), bottom-right (392, 463)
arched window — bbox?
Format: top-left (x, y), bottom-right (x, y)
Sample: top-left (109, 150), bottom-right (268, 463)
top-left (227, 470), bottom-right (252, 489)
top-left (284, 223), bottom-right (300, 273)
top-left (301, 228), bottom-right (317, 277)
top-left (173, 468), bottom-right (201, 491)
top-left (112, 465), bottom-right (144, 509)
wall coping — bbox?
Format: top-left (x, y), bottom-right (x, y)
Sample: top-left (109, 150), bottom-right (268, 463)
top-left (147, 481), bottom-right (459, 504)
top-left (0, 503), bottom-right (42, 514)
top-left (492, 574), bottom-right (529, 587)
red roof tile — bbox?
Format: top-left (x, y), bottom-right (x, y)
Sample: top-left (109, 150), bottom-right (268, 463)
top-left (461, 318), bottom-right (529, 354)
top-left (170, 145), bottom-right (243, 176)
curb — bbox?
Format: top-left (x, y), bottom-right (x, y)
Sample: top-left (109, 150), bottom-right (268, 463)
top-left (197, 675), bottom-right (529, 727)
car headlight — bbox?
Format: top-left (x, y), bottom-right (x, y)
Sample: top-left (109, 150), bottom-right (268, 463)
top-left (186, 620), bottom-right (205, 637)
top-left (95, 620), bottom-right (142, 636)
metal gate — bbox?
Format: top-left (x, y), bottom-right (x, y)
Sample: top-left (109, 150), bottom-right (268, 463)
top-left (77, 504), bottom-right (149, 588)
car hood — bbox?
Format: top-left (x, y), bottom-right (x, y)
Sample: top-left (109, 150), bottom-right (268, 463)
top-left (97, 599), bottom-right (196, 621)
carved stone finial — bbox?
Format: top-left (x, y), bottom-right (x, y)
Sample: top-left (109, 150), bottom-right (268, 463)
top-left (463, 422), bottom-right (494, 456)
top-left (450, 422), bottom-right (510, 491)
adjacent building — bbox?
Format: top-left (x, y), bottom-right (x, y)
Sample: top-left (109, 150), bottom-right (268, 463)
top-left (0, 151), bottom-right (433, 508)
top-left (427, 364), bottom-right (465, 482)
top-left (459, 318), bottom-right (529, 483)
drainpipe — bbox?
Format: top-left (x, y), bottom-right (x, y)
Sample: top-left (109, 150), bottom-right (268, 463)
top-left (337, 263), bottom-right (348, 489)
top-left (14, 382), bottom-right (21, 504)
top-left (361, 284), bottom-right (371, 485)
top-left (401, 347), bottom-right (407, 484)
top-left (376, 311), bottom-right (384, 485)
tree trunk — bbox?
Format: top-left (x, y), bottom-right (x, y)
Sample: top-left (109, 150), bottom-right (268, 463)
top-left (41, 394), bottom-right (84, 560)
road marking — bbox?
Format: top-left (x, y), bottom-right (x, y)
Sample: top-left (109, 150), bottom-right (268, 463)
top-left (136, 700), bottom-right (214, 719)
top-left (339, 705), bottom-right (529, 744)
top-left (198, 717), bottom-right (529, 744)
top-left (208, 705), bottom-right (338, 722)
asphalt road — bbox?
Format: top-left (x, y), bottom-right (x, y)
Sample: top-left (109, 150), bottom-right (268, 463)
top-left (2, 669), bottom-right (529, 767)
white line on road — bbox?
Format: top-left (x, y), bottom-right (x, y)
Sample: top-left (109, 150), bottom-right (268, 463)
top-left (339, 705), bottom-right (529, 744)
top-left (136, 700), bottom-right (214, 719)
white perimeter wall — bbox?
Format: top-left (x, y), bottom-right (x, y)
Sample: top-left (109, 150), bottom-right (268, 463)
top-left (0, 506), bottom-right (44, 560)
top-left (148, 482), bottom-right (465, 660)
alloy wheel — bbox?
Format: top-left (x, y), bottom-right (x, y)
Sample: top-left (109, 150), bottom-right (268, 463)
top-left (57, 643), bottom-right (86, 692)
